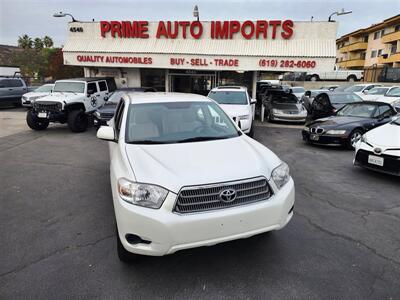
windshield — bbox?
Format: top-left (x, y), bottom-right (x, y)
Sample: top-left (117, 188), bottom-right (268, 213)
top-left (34, 85), bottom-right (53, 92)
top-left (53, 82), bottom-right (85, 93)
top-left (344, 85), bottom-right (366, 93)
top-left (386, 87), bottom-right (400, 97)
top-left (329, 93), bottom-right (362, 103)
top-left (367, 87), bottom-right (389, 95)
top-left (126, 101), bottom-right (240, 144)
top-left (271, 93), bottom-right (298, 103)
top-left (291, 87), bottom-right (305, 93)
top-left (208, 91), bottom-right (248, 105)
top-left (107, 91), bottom-right (123, 103)
top-left (337, 103), bottom-right (378, 118)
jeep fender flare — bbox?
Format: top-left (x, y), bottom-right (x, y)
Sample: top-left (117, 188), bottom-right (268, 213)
top-left (63, 102), bottom-right (86, 113)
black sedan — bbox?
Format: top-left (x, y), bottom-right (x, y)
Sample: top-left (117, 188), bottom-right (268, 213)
top-left (302, 101), bottom-right (398, 149)
top-left (93, 87), bottom-right (156, 128)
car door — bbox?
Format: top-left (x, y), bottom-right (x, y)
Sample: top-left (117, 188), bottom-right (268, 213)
top-left (86, 82), bottom-right (100, 111)
top-left (109, 98), bottom-right (126, 175)
top-left (96, 80), bottom-right (109, 107)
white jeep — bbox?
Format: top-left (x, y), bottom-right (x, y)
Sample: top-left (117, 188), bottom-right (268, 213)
top-left (26, 77), bottom-right (116, 132)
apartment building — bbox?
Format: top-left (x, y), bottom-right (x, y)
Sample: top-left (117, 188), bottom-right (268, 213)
top-left (336, 14), bottom-right (400, 69)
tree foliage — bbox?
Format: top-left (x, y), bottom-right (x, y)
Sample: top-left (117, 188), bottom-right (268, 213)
top-left (17, 34), bottom-right (33, 49)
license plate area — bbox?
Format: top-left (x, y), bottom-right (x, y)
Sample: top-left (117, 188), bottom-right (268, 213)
top-left (38, 112), bottom-right (47, 118)
top-left (310, 134), bottom-right (319, 141)
top-left (368, 155), bottom-right (384, 167)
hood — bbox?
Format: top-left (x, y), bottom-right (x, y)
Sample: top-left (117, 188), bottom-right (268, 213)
top-left (309, 116), bottom-right (368, 128)
top-left (23, 92), bottom-right (50, 98)
top-left (365, 121), bottom-right (400, 147)
top-left (37, 92), bottom-right (84, 103)
top-left (361, 95), bottom-right (382, 101)
top-left (272, 101), bottom-right (302, 111)
top-left (98, 102), bottom-right (117, 113)
top-left (376, 95), bottom-right (400, 104)
top-left (125, 136), bottom-right (281, 193)
top-left (219, 104), bottom-right (251, 118)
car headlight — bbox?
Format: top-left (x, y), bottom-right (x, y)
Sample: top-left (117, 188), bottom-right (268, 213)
top-left (326, 130), bottom-right (346, 135)
top-left (117, 178), bottom-right (168, 209)
top-left (303, 126), bottom-right (310, 132)
top-left (94, 111), bottom-right (101, 118)
top-left (271, 162), bottom-right (290, 189)
top-left (239, 115), bottom-right (250, 120)
top-left (30, 96), bottom-right (41, 101)
top-left (272, 109), bottom-right (284, 114)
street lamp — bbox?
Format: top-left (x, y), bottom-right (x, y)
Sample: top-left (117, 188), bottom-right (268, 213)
top-left (53, 12), bottom-right (78, 22)
top-left (193, 5), bottom-right (199, 22)
top-left (328, 8), bottom-right (352, 22)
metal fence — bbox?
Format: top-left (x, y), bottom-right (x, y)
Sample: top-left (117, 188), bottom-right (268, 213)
top-left (363, 65), bottom-right (400, 83)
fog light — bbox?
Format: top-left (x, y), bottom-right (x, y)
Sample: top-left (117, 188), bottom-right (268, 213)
top-left (125, 234), bottom-right (151, 245)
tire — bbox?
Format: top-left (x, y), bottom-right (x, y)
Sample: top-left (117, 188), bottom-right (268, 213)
top-left (310, 75), bottom-right (319, 82)
top-left (347, 129), bottom-right (363, 150)
top-left (347, 75), bottom-right (357, 82)
top-left (67, 110), bottom-right (88, 133)
top-left (116, 226), bottom-right (142, 263)
top-left (267, 110), bottom-right (274, 123)
top-left (248, 123), bottom-right (255, 138)
top-left (26, 110), bottom-right (49, 130)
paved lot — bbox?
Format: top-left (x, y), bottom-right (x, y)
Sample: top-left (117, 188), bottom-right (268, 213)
top-left (0, 109), bottom-right (399, 299)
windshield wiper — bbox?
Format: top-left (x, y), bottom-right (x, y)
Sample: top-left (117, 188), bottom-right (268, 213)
top-left (177, 136), bottom-right (231, 143)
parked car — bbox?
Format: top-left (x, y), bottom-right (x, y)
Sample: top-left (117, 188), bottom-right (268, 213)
top-left (26, 77), bottom-right (116, 132)
top-left (94, 87), bottom-right (157, 128)
top-left (207, 86), bottom-right (256, 137)
top-left (0, 77), bottom-right (29, 106)
top-left (290, 86), bottom-right (305, 100)
top-left (21, 84), bottom-right (54, 107)
top-left (343, 84), bottom-right (382, 98)
top-left (354, 116), bottom-right (400, 176)
top-left (96, 92), bottom-right (295, 262)
top-left (302, 101), bottom-right (398, 149)
top-left (320, 85), bottom-right (339, 91)
top-left (263, 89), bottom-right (307, 123)
top-left (306, 66), bottom-right (363, 82)
top-left (359, 86), bottom-right (394, 101)
top-left (375, 86), bottom-right (400, 108)
top-left (306, 92), bottom-right (363, 123)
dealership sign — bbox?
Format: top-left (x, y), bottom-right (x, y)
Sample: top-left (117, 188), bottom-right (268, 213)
top-left (99, 20), bottom-right (294, 40)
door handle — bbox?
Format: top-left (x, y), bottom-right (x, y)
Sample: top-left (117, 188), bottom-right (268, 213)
top-left (96, 94), bottom-right (100, 97)
top-left (9, 88), bottom-right (13, 91)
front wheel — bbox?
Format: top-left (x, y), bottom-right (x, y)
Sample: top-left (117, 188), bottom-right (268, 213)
top-left (347, 129), bottom-right (363, 150)
top-left (26, 110), bottom-right (49, 130)
top-left (67, 110), bottom-right (88, 133)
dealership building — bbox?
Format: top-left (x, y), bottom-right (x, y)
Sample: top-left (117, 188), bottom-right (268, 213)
top-left (62, 19), bottom-right (337, 98)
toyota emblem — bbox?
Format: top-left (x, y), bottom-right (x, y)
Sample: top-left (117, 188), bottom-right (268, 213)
top-left (374, 147), bottom-right (382, 154)
top-left (219, 189), bottom-right (237, 203)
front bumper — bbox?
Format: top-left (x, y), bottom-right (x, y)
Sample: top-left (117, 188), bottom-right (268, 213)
top-left (93, 116), bottom-right (109, 127)
top-left (302, 130), bottom-right (348, 146)
top-left (354, 145), bottom-right (400, 176)
top-left (113, 178), bottom-right (295, 256)
top-left (272, 112), bottom-right (306, 123)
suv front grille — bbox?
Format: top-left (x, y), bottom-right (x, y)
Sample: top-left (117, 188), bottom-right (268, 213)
top-left (174, 177), bottom-right (273, 214)
top-left (34, 101), bottom-right (61, 112)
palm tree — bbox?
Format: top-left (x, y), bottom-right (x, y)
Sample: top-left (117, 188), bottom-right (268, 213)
top-left (34, 38), bottom-right (44, 50)
top-left (17, 34), bottom-right (33, 49)
top-left (43, 36), bottom-right (54, 48)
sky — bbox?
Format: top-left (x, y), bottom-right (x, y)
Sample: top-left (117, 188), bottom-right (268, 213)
top-left (0, 0), bottom-right (399, 46)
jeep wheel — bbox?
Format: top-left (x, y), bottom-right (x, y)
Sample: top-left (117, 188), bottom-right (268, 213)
top-left (26, 110), bottom-right (49, 130)
top-left (116, 226), bottom-right (142, 263)
top-left (310, 75), bottom-right (320, 82)
top-left (67, 110), bottom-right (88, 133)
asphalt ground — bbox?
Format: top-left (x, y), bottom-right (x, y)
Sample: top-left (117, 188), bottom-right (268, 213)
top-left (0, 108), bottom-right (399, 299)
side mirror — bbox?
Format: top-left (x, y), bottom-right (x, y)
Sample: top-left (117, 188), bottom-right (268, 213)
top-left (305, 91), bottom-right (311, 97)
top-left (250, 98), bottom-right (257, 105)
top-left (363, 90), bottom-right (369, 94)
top-left (97, 126), bottom-right (115, 141)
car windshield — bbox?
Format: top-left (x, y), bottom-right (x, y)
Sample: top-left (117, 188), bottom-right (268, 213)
top-left (107, 91), bottom-right (123, 103)
top-left (386, 87), bottom-right (400, 97)
top-left (337, 103), bottom-right (378, 118)
top-left (344, 85), bottom-right (367, 93)
top-left (329, 93), bottom-right (362, 103)
top-left (367, 87), bottom-right (389, 95)
top-left (34, 85), bottom-right (53, 92)
top-left (271, 93), bottom-right (298, 103)
top-left (126, 101), bottom-right (240, 144)
top-left (291, 87), bottom-right (305, 93)
top-left (208, 91), bottom-right (248, 105)
top-left (53, 82), bottom-right (85, 93)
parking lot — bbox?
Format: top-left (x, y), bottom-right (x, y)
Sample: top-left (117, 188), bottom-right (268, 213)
top-left (0, 108), bottom-right (399, 299)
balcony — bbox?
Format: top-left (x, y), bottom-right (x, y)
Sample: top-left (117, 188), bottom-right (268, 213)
top-left (378, 52), bottom-right (400, 64)
top-left (339, 42), bottom-right (368, 53)
top-left (337, 58), bottom-right (365, 68)
top-left (381, 31), bottom-right (400, 43)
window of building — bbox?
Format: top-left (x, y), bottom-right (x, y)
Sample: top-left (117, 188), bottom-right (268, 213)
top-left (140, 69), bottom-right (165, 91)
top-left (395, 24), bottom-right (400, 32)
top-left (363, 35), bottom-right (369, 43)
top-left (377, 49), bottom-right (383, 56)
top-left (361, 52), bottom-right (366, 60)
top-left (380, 29), bottom-right (385, 37)
top-left (371, 50), bottom-right (377, 58)
top-left (373, 32), bottom-right (380, 39)
top-left (391, 44), bottom-right (398, 54)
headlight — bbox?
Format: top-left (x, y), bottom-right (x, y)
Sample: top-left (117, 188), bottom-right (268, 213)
top-left (30, 96), bottom-right (41, 101)
top-left (326, 130), bottom-right (346, 135)
top-left (239, 115), bottom-right (250, 120)
top-left (271, 162), bottom-right (290, 189)
top-left (272, 109), bottom-right (284, 114)
top-left (117, 178), bottom-right (168, 209)
top-left (94, 111), bottom-right (101, 118)
top-left (303, 126), bottom-right (310, 132)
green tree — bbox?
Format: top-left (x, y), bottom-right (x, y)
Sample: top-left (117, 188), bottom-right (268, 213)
top-left (43, 36), bottom-right (54, 48)
top-left (17, 34), bottom-right (33, 49)
top-left (34, 38), bottom-right (44, 50)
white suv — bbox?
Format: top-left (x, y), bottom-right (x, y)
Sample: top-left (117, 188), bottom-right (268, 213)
top-left (97, 92), bottom-right (294, 262)
top-left (207, 86), bottom-right (256, 137)
top-left (26, 77), bottom-right (116, 132)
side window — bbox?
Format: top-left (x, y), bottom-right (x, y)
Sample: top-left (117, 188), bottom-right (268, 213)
top-left (114, 99), bottom-right (125, 133)
top-left (87, 82), bottom-right (98, 94)
top-left (9, 79), bottom-right (23, 87)
top-left (98, 81), bottom-right (107, 92)
top-left (378, 105), bottom-right (392, 118)
top-left (364, 85), bottom-right (375, 91)
top-left (0, 79), bottom-right (7, 88)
